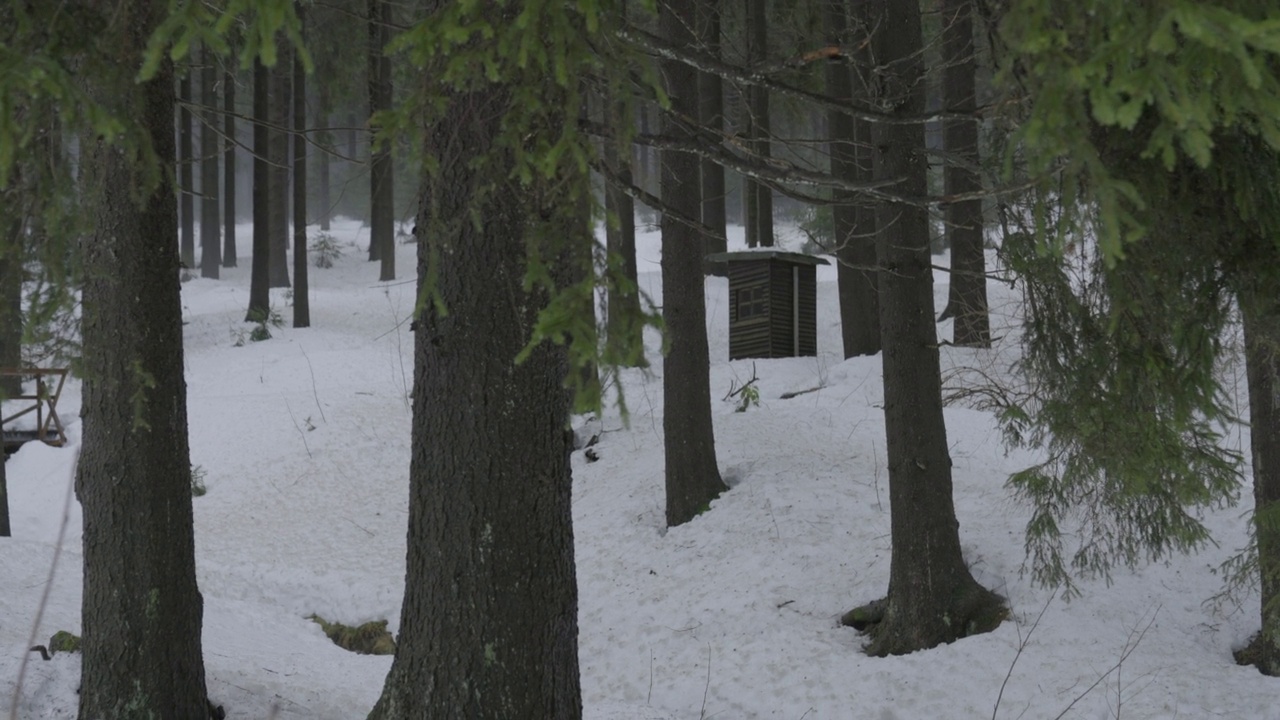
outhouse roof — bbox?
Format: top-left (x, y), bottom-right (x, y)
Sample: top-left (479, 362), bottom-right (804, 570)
top-left (704, 250), bottom-right (830, 266)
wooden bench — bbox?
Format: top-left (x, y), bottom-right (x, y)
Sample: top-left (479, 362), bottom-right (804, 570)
top-left (0, 367), bottom-right (69, 453)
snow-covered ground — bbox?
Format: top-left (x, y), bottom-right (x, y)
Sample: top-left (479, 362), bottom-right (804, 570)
top-left (1, 217), bottom-right (1275, 719)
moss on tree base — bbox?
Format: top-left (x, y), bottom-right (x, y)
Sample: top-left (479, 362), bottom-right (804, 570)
top-left (844, 583), bottom-right (1007, 657)
top-left (310, 616), bottom-right (396, 655)
top-left (1234, 632), bottom-right (1280, 676)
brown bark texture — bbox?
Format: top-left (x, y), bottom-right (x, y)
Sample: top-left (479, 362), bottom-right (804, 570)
top-left (223, 66), bottom-right (237, 267)
top-left (856, 0), bottom-right (1002, 656)
top-left (200, 42), bottom-right (221, 279)
top-left (247, 59), bottom-right (271, 320)
top-left (76, 4), bottom-right (212, 716)
top-left (179, 71), bottom-right (195, 268)
top-left (660, 0), bottom-right (727, 527)
top-left (743, 0), bottom-right (773, 249)
top-left (368, 0), bottom-right (395, 281)
top-left (268, 54), bottom-right (291, 288)
top-left (827, 0), bottom-right (880, 358)
top-left (697, 0), bottom-right (726, 262)
top-left (604, 94), bottom-right (643, 366)
top-left (366, 20), bottom-right (581, 720)
top-left (941, 0), bottom-right (990, 347)
top-left (1242, 286), bottom-right (1280, 676)
top-left (293, 7), bottom-right (311, 329)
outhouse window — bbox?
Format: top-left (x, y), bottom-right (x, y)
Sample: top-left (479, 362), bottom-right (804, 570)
top-left (736, 286), bottom-right (767, 322)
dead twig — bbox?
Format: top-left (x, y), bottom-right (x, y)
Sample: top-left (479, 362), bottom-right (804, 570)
top-left (723, 362), bottom-right (759, 402)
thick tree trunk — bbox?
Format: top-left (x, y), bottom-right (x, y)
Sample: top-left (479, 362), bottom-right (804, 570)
top-left (77, 6), bottom-right (212, 717)
top-left (268, 56), bottom-right (291, 289)
top-left (179, 72), bottom-right (195, 268)
top-left (697, 0), bottom-right (726, 264)
top-left (200, 43), bottom-right (221, 279)
top-left (293, 8), bottom-right (311, 329)
top-left (247, 58), bottom-right (271, 320)
top-left (828, 0), bottom-right (880, 358)
top-left (366, 73), bottom-right (581, 720)
top-left (847, 0), bottom-right (1002, 656)
top-left (940, 0), bottom-right (989, 347)
top-left (223, 67), bottom-right (237, 267)
top-left (661, 0), bottom-right (726, 528)
top-left (1241, 287), bottom-right (1280, 676)
top-left (368, 0), bottom-right (395, 279)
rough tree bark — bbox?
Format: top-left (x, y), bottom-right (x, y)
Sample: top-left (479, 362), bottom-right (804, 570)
top-left (179, 70), bottom-right (195, 268)
top-left (743, 0), bottom-right (773, 248)
top-left (268, 55), bottom-right (291, 289)
top-left (0, 455), bottom-right (8, 537)
top-left (223, 66), bottom-right (237, 267)
top-left (697, 0), bottom-right (726, 264)
top-left (318, 83), bottom-right (332, 232)
top-left (200, 42), bottom-right (221, 279)
top-left (828, 0), bottom-right (880, 358)
top-left (843, 0), bottom-right (1003, 656)
top-left (368, 0), bottom-right (395, 281)
top-left (661, 0), bottom-right (727, 527)
top-left (247, 58), bottom-right (271, 321)
top-left (77, 4), bottom-right (213, 716)
top-left (604, 94), bottom-right (643, 367)
top-left (293, 7), bottom-right (310, 329)
top-left (939, 0), bottom-right (989, 346)
top-left (1241, 282), bottom-right (1280, 676)
top-left (365, 65), bottom-right (581, 720)
top-left (0, 196), bottom-right (23, 397)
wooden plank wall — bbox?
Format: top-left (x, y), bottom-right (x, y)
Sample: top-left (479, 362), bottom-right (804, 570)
top-left (726, 259), bottom-right (819, 360)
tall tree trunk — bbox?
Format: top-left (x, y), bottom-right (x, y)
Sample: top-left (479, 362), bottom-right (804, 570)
top-left (247, 58), bottom-right (271, 320)
top-left (0, 200), bottom-right (23, 397)
top-left (179, 71), bottom-right (195, 268)
top-left (200, 43), bottom-right (221, 279)
top-left (366, 60), bottom-right (581, 720)
top-left (1241, 285), bottom-right (1280, 676)
top-left (77, 5), bottom-right (212, 717)
top-left (293, 6), bottom-right (310, 329)
top-left (223, 66), bottom-right (237, 267)
top-left (0, 455), bottom-right (8, 537)
top-left (0, 166), bottom-right (17, 538)
top-left (347, 110), bottom-right (358, 159)
top-left (846, 0), bottom-right (1002, 656)
top-left (743, 0), bottom-right (773, 248)
top-left (268, 56), bottom-right (291, 288)
top-left (318, 83), bottom-right (332, 232)
top-left (368, 0), bottom-right (395, 279)
top-left (661, 0), bottom-right (726, 528)
top-left (604, 99), bottom-right (643, 367)
top-left (829, 0), bottom-right (880, 358)
top-left (697, 0), bottom-right (726, 264)
top-left (940, 0), bottom-right (989, 346)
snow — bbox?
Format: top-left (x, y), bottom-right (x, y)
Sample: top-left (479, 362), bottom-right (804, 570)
top-left (2, 217), bottom-right (1276, 719)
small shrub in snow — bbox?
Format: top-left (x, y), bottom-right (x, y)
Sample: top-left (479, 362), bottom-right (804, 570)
top-left (244, 307), bottom-right (283, 343)
top-left (191, 464), bottom-right (208, 497)
top-left (311, 233), bottom-right (344, 268)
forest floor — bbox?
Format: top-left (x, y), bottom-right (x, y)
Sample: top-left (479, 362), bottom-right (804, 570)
top-left (1, 218), bottom-right (1275, 719)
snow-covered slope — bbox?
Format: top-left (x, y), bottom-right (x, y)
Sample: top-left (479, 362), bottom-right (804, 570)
top-left (1, 218), bottom-right (1273, 719)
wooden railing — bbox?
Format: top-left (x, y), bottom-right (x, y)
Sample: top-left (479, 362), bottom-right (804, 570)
top-left (0, 367), bottom-right (69, 450)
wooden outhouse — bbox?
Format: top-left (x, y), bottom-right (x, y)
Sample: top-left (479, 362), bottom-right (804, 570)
top-left (706, 251), bottom-right (829, 360)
